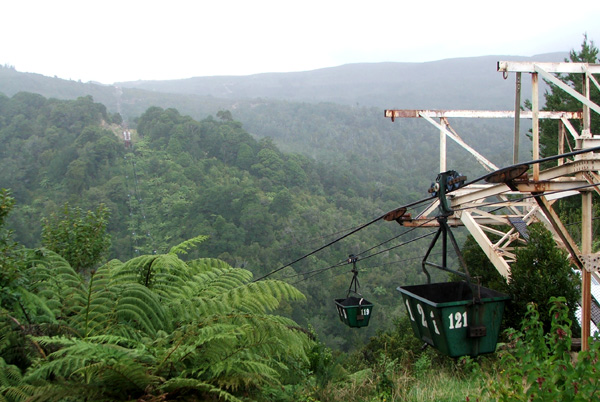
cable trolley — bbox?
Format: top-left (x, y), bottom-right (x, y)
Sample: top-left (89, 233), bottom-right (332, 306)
top-left (397, 170), bottom-right (509, 357)
top-left (334, 255), bottom-right (373, 328)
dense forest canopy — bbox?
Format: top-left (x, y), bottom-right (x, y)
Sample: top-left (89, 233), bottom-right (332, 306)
top-left (0, 92), bottom-right (468, 349)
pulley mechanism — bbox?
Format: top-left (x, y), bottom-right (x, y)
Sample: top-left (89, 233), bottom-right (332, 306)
top-left (428, 170), bottom-right (466, 216)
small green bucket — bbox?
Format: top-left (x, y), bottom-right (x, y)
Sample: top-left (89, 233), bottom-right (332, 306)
top-left (335, 296), bottom-right (373, 328)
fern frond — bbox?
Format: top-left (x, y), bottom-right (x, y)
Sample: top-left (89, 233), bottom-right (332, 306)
top-left (154, 323), bottom-right (241, 374)
top-left (12, 288), bottom-right (57, 325)
top-left (19, 249), bottom-right (82, 323)
top-left (159, 378), bottom-right (242, 402)
top-left (1, 383), bottom-right (36, 402)
top-left (169, 297), bottom-right (232, 322)
top-left (0, 357), bottom-right (22, 388)
top-left (111, 255), bottom-right (161, 285)
top-left (219, 280), bottom-right (306, 314)
top-left (210, 358), bottom-right (280, 390)
top-left (26, 336), bottom-right (157, 396)
top-left (168, 235), bottom-right (209, 256)
top-left (4, 382), bottom-right (99, 402)
top-left (113, 283), bottom-right (169, 335)
top-left (191, 268), bottom-right (252, 297)
top-left (114, 254), bottom-right (190, 298)
top-left (66, 266), bottom-right (116, 338)
top-left (187, 258), bottom-right (231, 274)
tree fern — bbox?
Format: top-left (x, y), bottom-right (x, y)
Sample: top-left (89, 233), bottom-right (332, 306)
top-left (113, 254), bottom-right (190, 299)
top-left (187, 257), bottom-right (231, 273)
top-left (25, 336), bottom-right (158, 399)
top-left (159, 378), bottom-right (242, 402)
top-left (3, 245), bottom-right (312, 400)
top-left (168, 235), bottom-right (209, 256)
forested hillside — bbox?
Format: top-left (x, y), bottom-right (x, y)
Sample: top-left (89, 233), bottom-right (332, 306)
top-left (1, 53), bottom-right (562, 165)
top-left (0, 92), bottom-right (465, 349)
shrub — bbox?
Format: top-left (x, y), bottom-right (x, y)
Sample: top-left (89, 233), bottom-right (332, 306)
top-left (485, 297), bottom-right (600, 401)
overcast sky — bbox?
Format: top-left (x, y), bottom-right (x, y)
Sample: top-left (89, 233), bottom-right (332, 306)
top-left (2, 0), bottom-right (600, 84)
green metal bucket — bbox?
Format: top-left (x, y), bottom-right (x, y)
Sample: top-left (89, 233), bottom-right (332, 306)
top-left (397, 281), bottom-right (509, 357)
top-left (335, 296), bottom-right (373, 328)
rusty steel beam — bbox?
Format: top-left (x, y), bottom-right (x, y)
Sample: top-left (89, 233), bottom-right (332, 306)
top-left (498, 61), bottom-right (600, 74)
top-left (384, 109), bottom-right (581, 120)
top-left (534, 195), bottom-right (582, 270)
top-left (534, 65), bottom-right (600, 116)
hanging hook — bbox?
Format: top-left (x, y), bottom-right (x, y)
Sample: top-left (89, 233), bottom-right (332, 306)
top-left (347, 254), bottom-right (361, 297)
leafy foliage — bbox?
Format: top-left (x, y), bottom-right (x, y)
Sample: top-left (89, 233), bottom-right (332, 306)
top-left (0, 238), bottom-right (311, 401)
top-left (505, 223), bottom-right (580, 334)
top-left (0, 92), bottom-right (449, 350)
top-left (41, 203), bottom-right (111, 273)
top-left (486, 298), bottom-right (600, 401)
top-left (538, 35), bottom-right (599, 160)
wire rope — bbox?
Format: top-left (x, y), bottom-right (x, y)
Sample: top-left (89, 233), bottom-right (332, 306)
top-left (282, 219), bottom-right (438, 281)
top-left (353, 217), bottom-right (438, 259)
top-left (255, 146), bottom-right (600, 283)
top-left (125, 151), bottom-right (157, 256)
top-left (252, 195), bottom-right (436, 282)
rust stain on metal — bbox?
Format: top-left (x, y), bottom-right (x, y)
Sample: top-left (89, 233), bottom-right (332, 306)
top-left (383, 207), bottom-right (407, 222)
top-left (485, 164), bottom-right (529, 184)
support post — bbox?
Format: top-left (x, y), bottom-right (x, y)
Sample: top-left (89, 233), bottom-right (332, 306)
top-left (440, 118), bottom-right (447, 172)
top-left (582, 191), bottom-right (592, 351)
top-left (583, 73), bottom-right (591, 137)
top-left (558, 120), bottom-right (565, 166)
top-left (532, 72), bottom-right (540, 180)
top-left (513, 72), bottom-right (521, 164)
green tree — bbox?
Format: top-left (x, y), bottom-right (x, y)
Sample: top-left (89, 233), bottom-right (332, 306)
top-left (505, 223), bottom-right (580, 334)
top-left (41, 203), bottom-right (111, 273)
top-left (270, 188), bottom-right (293, 217)
top-left (539, 35), bottom-right (599, 160)
top-left (111, 112), bottom-right (123, 125)
top-left (217, 110), bottom-right (233, 121)
top-left (0, 189), bottom-right (22, 310)
top-left (460, 234), bottom-right (507, 292)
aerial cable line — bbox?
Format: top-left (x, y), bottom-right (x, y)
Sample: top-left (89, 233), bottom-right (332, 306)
top-left (123, 154), bottom-right (140, 257)
top-left (357, 230), bottom-right (438, 262)
top-left (253, 195), bottom-right (437, 282)
top-left (276, 224), bottom-right (365, 250)
top-left (125, 152), bottom-right (157, 256)
top-left (361, 252), bottom-right (443, 270)
top-left (290, 261), bottom-right (349, 284)
top-left (354, 217), bottom-right (438, 259)
top-left (256, 146), bottom-right (600, 283)
top-left (283, 219), bottom-right (438, 281)
top-left (290, 231), bottom-right (438, 286)
top-left (299, 248), bottom-right (443, 286)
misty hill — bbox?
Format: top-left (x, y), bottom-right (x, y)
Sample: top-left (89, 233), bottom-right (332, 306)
top-left (115, 53), bottom-right (565, 110)
top-left (0, 52), bottom-right (570, 198)
top-left (1, 53), bottom-right (565, 118)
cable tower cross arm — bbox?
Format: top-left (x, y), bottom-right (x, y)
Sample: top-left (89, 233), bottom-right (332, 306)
top-left (385, 58), bottom-right (600, 350)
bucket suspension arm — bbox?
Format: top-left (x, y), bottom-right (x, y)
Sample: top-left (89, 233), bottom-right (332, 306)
top-left (346, 254), bottom-right (361, 296)
top-left (422, 171), bottom-right (474, 294)
top-left (421, 216), bottom-right (472, 285)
